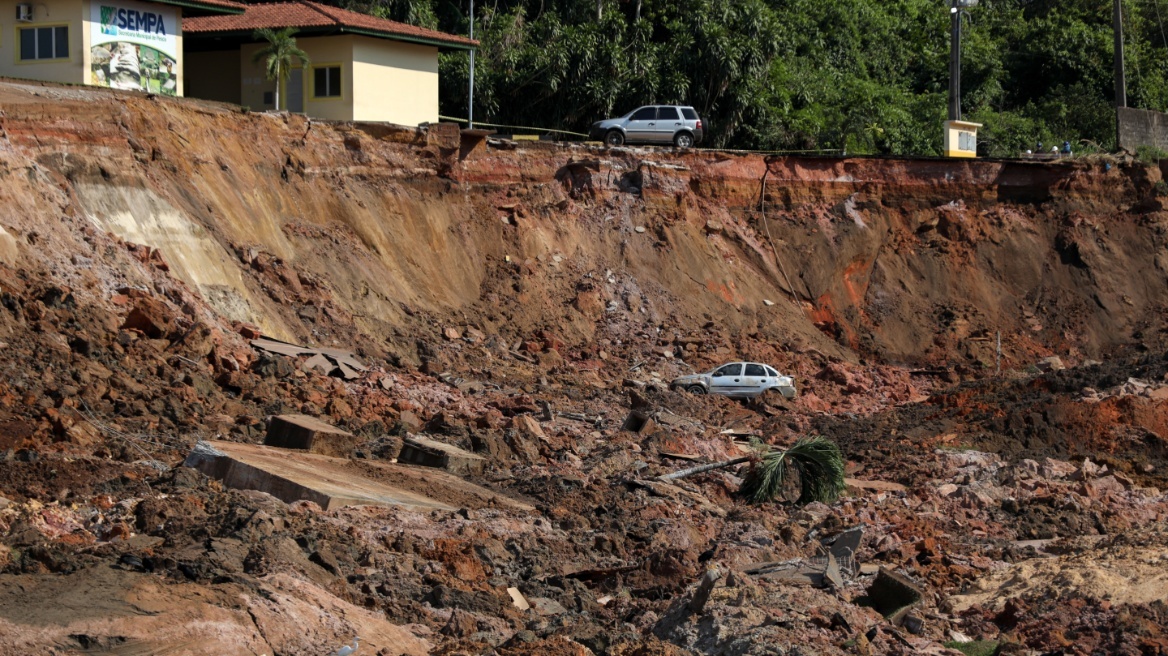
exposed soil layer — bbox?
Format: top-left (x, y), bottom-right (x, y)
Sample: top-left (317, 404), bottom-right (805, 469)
top-left (0, 79), bottom-right (1167, 655)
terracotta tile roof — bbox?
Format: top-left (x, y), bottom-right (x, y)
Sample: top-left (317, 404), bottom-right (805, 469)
top-left (182, 0), bottom-right (478, 48)
top-left (155, 0), bottom-right (246, 13)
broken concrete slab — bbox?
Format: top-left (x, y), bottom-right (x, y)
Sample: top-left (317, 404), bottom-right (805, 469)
top-left (824, 553), bottom-right (844, 589)
top-left (825, 525), bottom-right (864, 560)
top-left (398, 435), bottom-right (486, 476)
top-left (529, 597), bottom-right (567, 616)
top-left (184, 441), bottom-right (533, 513)
top-left (621, 410), bottom-right (657, 434)
top-left (265, 414), bottom-right (358, 458)
top-left (866, 568), bottom-right (923, 624)
top-left (251, 338), bottom-right (367, 380)
top-left (301, 353), bottom-right (333, 375)
top-left (184, 441), bottom-right (454, 511)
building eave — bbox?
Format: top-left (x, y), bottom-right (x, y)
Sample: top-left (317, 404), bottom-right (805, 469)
top-left (338, 26), bottom-right (476, 51)
top-left (184, 26), bottom-right (476, 51)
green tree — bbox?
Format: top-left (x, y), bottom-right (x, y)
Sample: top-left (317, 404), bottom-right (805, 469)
top-left (252, 28), bottom-right (311, 111)
top-left (336, 0), bottom-right (1168, 155)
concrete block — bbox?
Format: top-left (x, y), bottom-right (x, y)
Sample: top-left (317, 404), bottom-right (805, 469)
top-left (265, 414), bottom-right (358, 458)
top-left (867, 567), bottom-right (923, 624)
top-left (398, 436), bottom-right (486, 476)
top-left (183, 441), bottom-right (454, 511)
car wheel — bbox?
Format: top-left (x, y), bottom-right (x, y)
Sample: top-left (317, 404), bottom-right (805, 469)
top-left (605, 130), bottom-right (625, 147)
top-left (687, 384), bottom-right (706, 395)
top-left (673, 132), bottom-right (694, 149)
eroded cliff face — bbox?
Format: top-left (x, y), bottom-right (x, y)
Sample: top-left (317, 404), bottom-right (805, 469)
top-left (3, 79), bottom-right (1167, 372)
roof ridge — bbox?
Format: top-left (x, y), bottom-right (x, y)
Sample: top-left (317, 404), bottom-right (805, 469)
top-left (295, 0), bottom-right (344, 29)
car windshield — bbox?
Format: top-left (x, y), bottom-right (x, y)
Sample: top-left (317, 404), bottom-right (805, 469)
top-left (713, 364), bottom-right (741, 377)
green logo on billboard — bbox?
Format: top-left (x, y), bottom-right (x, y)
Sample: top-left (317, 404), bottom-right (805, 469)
top-left (100, 6), bottom-right (118, 34)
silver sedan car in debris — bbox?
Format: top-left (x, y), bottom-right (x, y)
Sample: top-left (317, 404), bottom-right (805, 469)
top-left (670, 362), bottom-right (797, 399)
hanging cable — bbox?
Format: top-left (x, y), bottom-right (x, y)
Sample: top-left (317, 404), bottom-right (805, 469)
top-left (1153, 0), bottom-right (1168, 48)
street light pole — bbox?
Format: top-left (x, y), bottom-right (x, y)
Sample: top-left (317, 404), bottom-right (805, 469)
top-left (1113, 0), bottom-right (1126, 148)
top-left (468, 0), bottom-right (475, 130)
top-left (948, 4), bottom-right (961, 121)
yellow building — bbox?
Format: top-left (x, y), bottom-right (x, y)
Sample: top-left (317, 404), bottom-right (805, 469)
top-left (0, 0), bottom-right (241, 95)
top-left (182, 0), bottom-right (476, 126)
top-left (943, 119), bottom-right (981, 158)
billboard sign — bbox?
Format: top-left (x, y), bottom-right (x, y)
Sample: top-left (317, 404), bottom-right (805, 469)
top-left (89, 0), bottom-right (179, 95)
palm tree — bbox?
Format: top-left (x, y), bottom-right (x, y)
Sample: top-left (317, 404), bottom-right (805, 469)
top-left (661, 436), bottom-right (846, 505)
top-left (252, 27), bottom-right (310, 111)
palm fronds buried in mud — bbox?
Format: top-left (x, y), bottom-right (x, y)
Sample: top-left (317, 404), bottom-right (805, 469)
top-left (737, 436), bottom-right (846, 505)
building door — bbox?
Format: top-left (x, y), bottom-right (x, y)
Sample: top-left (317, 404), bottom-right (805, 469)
top-left (286, 69), bottom-right (304, 113)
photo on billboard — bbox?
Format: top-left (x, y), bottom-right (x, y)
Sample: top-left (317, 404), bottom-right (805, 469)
top-left (91, 43), bottom-right (177, 95)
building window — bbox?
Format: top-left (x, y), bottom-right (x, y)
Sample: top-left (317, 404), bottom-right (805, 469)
top-left (19, 26), bottom-right (69, 61)
top-left (313, 66), bottom-right (340, 98)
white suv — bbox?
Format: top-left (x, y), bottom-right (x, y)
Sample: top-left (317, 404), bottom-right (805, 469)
top-left (670, 362), bottom-right (797, 399)
top-left (589, 105), bottom-right (705, 148)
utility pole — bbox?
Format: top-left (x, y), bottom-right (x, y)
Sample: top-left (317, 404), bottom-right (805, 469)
top-left (948, 2), bottom-right (962, 121)
top-left (468, 0), bottom-right (475, 129)
top-left (1113, 0), bottom-right (1126, 148)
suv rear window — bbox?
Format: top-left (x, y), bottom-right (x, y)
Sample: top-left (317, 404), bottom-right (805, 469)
top-left (681, 108), bottom-right (698, 120)
top-left (658, 107), bottom-right (681, 121)
top-left (745, 364), bottom-right (766, 376)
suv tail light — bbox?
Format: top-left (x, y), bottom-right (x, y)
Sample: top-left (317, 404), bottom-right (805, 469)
top-left (696, 119), bottom-right (703, 130)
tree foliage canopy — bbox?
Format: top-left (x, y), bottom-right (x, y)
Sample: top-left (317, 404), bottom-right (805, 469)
top-left (338, 0), bottom-right (1168, 156)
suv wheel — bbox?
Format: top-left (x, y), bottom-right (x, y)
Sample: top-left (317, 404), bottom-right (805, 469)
top-left (673, 132), bottom-right (694, 149)
top-left (605, 130), bottom-right (625, 147)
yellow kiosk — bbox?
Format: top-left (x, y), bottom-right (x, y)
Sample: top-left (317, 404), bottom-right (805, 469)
top-left (943, 119), bottom-right (981, 158)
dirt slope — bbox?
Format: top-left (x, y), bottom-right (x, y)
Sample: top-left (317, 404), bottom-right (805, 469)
top-left (3, 79), bottom-right (1167, 370)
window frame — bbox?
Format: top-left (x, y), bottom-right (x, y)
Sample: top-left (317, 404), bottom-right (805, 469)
top-left (17, 24), bottom-right (71, 63)
top-left (310, 63), bottom-right (343, 100)
top-left (713, 364), bottom-right (742, 377)
top-left (629, 107), bottom-right (656, 121)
